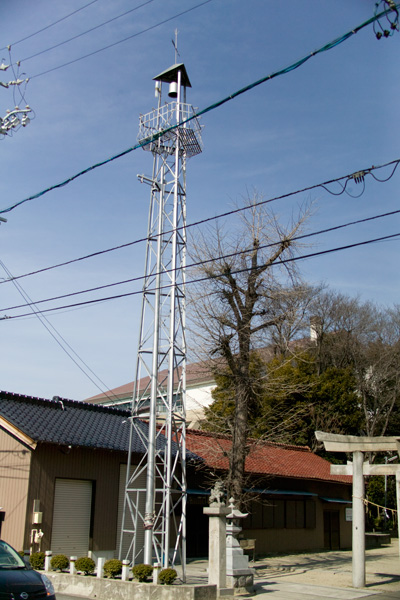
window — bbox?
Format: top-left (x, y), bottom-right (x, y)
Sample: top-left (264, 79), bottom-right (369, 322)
top-left (244, 498), bottom-right (316, 530)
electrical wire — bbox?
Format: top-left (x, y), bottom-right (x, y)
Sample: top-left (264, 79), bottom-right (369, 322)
top-left (0, 0), bottom-right (102, 50)
top-left (345, 179), bottom-right (366, 198)
top-left (2, 208), bottom-right (400, 313)
top-left (1, 159), bottom-right (399, 285)
top-left (373, 0), bottom-right (399, 39)
top-left (2, 46), bottom-right (31, 111)
top-left (30, 0), bottom-right (398, 79)
top-left (0, 260), bottom-right (123, 402)
top-left (0, 2), bottom-right (398, 216)
top-left (29, 0), bottom-right (214, 79)
top-left (19, 0), bottom-right (155, 64)
top-left (2, 231), bottom-right (399, 321)
top-left (370, 161), bottom-right (400, 182)
top-left (320, 162), bottom-right (400, 195)
top-left (321, 177), bottom-right (366, 199)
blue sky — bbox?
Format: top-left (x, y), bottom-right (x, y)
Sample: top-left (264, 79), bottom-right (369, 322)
top-left (0, 0), bottom-right (399, 401)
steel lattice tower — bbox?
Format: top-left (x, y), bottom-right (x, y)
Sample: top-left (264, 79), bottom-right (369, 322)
top-left (119, 63), bottom-right (202, 577)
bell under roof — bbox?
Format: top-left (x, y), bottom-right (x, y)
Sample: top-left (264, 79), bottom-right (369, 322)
top-left (153, 63), bottom-right (192, 88)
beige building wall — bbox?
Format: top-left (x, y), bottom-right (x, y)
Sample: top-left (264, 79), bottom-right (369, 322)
top-left (243, 526), bottom-right (317, 554)
top-left (243, 502), bottom-right (351, 554)
top-left (238, 477), bottom-right (352, 555)
top-left (0, 428), bottom-right (32, 550)
top-left (27, 444), bottom-right (130, 555)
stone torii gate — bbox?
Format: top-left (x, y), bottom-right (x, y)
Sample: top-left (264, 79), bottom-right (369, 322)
top-left (315, 431), bottom-right (400, 589)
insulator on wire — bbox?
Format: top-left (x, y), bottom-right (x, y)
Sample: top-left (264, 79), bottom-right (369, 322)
top-left (351, 171), bottom-right (365, 184)
top-left (374, 0), bottom-right (399, 39)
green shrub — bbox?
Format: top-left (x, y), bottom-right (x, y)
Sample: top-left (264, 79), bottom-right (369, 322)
top-left (158, 568), bottom-right (177, 585)
top-left (30, 552), bottom-right (45, 570)
top-left (75, 556), bottom-right (95, 575)
top-left (50, 554), bottom-right (69, 571)
top-left (103, 558), bottom-right (122, 578)
top-left (131, 563), bottom-right (153, 582)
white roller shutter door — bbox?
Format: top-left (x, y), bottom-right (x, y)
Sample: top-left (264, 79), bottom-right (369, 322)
top-left (51, 478), bottom-right (92, 557)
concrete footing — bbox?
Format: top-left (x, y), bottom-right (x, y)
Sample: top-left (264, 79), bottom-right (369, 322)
top-left (47, 571), bottom-right (217, 600)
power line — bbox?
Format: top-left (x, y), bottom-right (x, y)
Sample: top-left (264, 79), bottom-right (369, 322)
top-left (29, 0), bottom-right (214, 79)
top-left (2, 222), bottom-right (399, 317)
top-left (0, 2), bottom-right (397, 216)
top-left (30, 0), bottom-right (398, 80)
top-left (0, 260), bottom-right (122, 402)
top-left (2, 232), bottom-right (399, 321)
top-left (19, 0), bottom-right (155, 64)
top-left (1, 159), bottom-right (399, 286)
top-left (0, 0), bottom-right (102, 50)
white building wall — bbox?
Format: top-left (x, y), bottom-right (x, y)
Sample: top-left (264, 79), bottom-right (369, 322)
top-left (186, 383), bottom-right (215, 428)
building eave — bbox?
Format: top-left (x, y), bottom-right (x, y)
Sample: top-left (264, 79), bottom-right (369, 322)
top-left (0, 416), bottom-right (37, 450)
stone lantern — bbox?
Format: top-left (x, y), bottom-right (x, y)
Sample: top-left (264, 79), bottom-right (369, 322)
top-left (226, 498), bottom-right (254, 591)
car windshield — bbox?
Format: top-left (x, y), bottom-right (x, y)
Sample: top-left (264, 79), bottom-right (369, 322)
top-left (0, 541), bottom-right (25, 568)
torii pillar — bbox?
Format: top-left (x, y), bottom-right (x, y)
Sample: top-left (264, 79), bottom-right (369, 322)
top-left (315, 432), bottom-right (400, 589)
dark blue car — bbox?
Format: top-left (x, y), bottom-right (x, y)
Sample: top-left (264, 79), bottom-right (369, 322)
top-left (0, 540), bottom-right (56, 599)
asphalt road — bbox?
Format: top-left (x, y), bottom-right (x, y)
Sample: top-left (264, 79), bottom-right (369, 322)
top-left (57, 595), bottom-right (90, 600)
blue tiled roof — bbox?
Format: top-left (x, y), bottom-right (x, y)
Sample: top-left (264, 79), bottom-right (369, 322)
top-left (0, 391), bottom-right (165, 455)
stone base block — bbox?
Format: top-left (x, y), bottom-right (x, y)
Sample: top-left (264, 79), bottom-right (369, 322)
top-left (218, 588), bottom-right (234, 597)
top-left (226, 572), bottom-right (254, 594)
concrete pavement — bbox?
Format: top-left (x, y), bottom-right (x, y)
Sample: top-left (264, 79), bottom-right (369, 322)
top-left (185, 540), bottom-right (400, 599)
top-left (57, 541), bottom-right (400, 600)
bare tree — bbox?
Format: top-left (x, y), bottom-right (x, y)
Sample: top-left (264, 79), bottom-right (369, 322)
top-left (309, 291), bottom-right (400, 438)
top-left (188, 193), bottom-right (313, 502)
top-left (307, 289), bottom-right (377, 373)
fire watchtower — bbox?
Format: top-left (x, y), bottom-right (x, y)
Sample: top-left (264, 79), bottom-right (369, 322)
top-left (119, 62), bottom-right (202, 579)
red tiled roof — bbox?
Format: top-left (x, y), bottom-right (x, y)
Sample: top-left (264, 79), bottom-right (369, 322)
top-left (185, 429), bottom-right (351, 485)
top-left (86, 359), bottom-right (216, 403)
top-left (85, 344), bottom-right (307, 404)
top-left (86, 380), bottom-right (134, 402)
